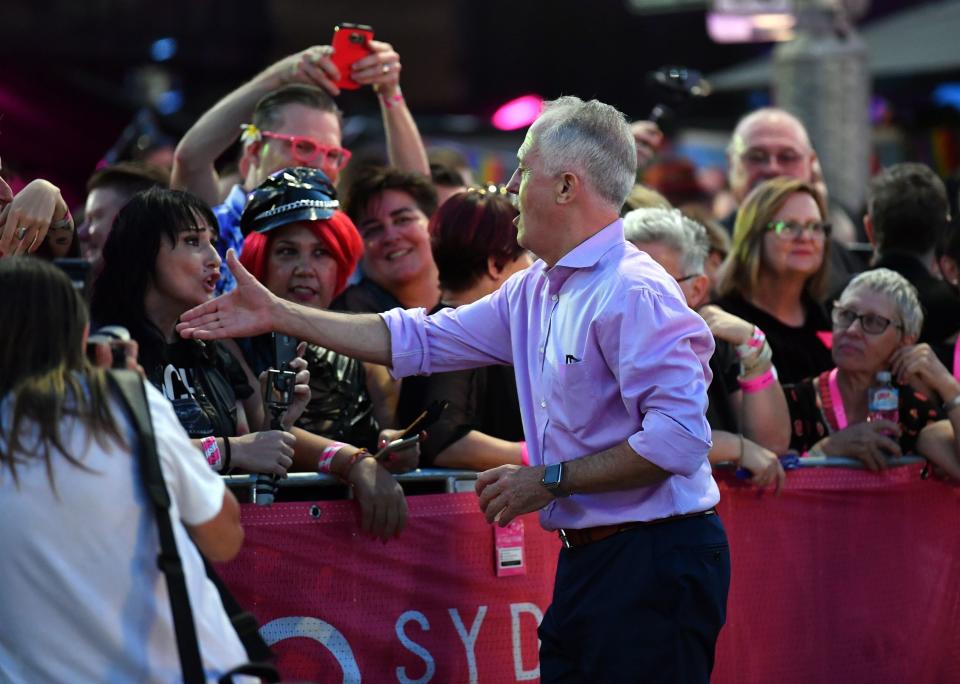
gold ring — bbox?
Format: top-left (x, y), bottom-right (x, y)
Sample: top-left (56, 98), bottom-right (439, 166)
top-left (382, 64), bottom-right (391, 74)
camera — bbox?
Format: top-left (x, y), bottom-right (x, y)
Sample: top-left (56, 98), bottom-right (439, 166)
top-left (86, 325), bottom-right (132, 369)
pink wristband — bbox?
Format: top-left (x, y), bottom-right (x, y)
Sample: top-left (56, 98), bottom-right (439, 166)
top-left (520, 441), bottom-right (530, 466)
top-left (201, 436), bottom-right (221, 470)
top-left (319, 442), bottom-right (348, 474)
top-left (380, 89), bottom-right (404, 110)
top-left (736, 326), bottom-right (766, 360)
top-left (739, 368), bottom-right (776, 393)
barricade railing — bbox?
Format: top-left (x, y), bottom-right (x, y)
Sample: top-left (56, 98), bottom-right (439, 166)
top-left (224, 456), bottom-right (927, 503)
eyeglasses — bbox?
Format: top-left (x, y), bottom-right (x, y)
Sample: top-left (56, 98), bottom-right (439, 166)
top-left (259, 131), bottom-right (352, 170)
top-left (676, 274), bottom-right (700, 283)
top-left (740, 148), bottom-right (807, 168)
top-left (766, 220), bottom-right (831, 241)
top-left (831, 305), bottom-right (903, 335)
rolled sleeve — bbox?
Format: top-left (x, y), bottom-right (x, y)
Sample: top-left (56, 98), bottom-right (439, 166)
top-left (380, 286), bottom-right (516, 380)
top-left (380, 307), bottom-right (431, 379)
top-left (604, 286), bottom-right (714, 477)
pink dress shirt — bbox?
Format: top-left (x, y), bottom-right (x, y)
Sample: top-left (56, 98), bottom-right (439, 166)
top-left (381, 219), bottom-right (719, 529)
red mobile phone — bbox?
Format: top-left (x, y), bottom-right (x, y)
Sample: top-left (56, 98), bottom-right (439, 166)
top-left (331, 23), bottom-right (374, 91)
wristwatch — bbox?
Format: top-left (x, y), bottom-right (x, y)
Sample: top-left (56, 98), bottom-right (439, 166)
top-left (541, 462), bottom-right (569, 497)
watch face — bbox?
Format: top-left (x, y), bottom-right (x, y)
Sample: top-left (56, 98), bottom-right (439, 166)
top-left (542, 463), bottom-right (562, 488)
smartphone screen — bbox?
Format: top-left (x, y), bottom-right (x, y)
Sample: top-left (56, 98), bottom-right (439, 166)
top-left (331, 23), bottom-right (374, 90)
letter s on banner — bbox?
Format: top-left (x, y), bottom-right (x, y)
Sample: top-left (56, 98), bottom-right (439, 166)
top-left (260, 616), bottom-right (361, 684)
top-left (511, 602), bottom-right (544, 681)
top-left (396, 610), bottom-right (435, 684)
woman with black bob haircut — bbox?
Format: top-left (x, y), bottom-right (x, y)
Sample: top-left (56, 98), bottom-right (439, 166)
top-left (0, 257), bottom-right (247, 681)
top-left (91, 187), bottom-right (307, 477)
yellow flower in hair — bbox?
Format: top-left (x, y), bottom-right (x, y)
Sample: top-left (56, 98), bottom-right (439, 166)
top-left (240, 123), bottom-right (262, 145)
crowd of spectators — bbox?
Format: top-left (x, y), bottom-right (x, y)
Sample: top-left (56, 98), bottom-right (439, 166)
top-left (4, 37), bottom-right (960, 491)
top-left (3, 30), bottom-right (960, 679)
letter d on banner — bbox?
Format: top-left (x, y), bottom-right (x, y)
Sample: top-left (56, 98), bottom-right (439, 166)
top-left (260, 616), bottom-right (360, 683)
top-left (511, 602), bottom-right (544, 681)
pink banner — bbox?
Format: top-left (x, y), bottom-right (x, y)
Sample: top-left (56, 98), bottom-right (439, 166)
top-left (218, 494), bottom-right (559, 683)
top-left (220, 464), bottom-right (960, 683)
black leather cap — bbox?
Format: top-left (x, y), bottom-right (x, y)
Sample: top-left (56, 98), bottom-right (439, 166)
top-left (240, 166), bottom-right (339, 236)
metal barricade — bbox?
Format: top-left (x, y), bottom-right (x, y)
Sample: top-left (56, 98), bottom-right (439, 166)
top-left (225, 457), bottom-right (927, 504)
top-left (225, 468), bottom-right (480, 504)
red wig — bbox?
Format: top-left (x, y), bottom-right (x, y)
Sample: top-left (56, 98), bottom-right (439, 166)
top-left (240, 211), bottom-right (363, 297)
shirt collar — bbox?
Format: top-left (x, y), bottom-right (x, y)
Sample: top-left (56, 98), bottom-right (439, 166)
top-left (225, 184), bottom-right (249, 218)
top-left (553, 219), bottom-right (625, 270)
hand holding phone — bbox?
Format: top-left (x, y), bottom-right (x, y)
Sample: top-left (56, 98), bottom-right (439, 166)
top-left (374, 400), bottom-right (448, 465)
top-left (331, 23), bottom-right (374, 90)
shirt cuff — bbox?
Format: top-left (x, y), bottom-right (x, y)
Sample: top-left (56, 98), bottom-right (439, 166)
top-left (626, 411), bottom-right (711, 477)
top-left (380, 307), bottom-right (429, 380)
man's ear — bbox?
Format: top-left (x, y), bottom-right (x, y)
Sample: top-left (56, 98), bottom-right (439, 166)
top-left (555, 172), bottom-right (578, 205)
top-left (240, 141), bottom-right (263, 173)
top-left (688, 274), bottom-right (711, 309)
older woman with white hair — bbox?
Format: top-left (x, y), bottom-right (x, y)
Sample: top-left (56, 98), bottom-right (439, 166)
top-left (786, 268), bottom-right (960, 478)
top-left (625, 206), bottom-right (790, 492)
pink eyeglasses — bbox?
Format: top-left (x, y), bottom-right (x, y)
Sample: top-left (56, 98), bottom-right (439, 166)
top-left (260, 131), bottom-right (353, 170)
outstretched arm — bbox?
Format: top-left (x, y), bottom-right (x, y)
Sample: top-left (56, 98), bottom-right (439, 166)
top-left (171, 46), bottom-right (342, 205)
top-left (177, 250), bottom-right (392, 364)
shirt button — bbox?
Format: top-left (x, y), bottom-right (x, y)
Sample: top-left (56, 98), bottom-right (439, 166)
top-left (540, 400), bottom-right (547, 408)
top-left (551, 294), bottom-right (559, 302)
top-left (538, 346), bottom-right (544, 354)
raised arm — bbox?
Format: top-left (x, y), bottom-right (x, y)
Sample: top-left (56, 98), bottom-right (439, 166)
top-left (171, 46), bottom-right (342, 205)
top-left (700, 306), bottom-right (791, 454)
top-left (349, 40), bottom-right (429, 176)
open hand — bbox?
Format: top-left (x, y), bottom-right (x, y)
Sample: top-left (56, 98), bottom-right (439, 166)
top-left (177, 249), bottom-right (281, 341)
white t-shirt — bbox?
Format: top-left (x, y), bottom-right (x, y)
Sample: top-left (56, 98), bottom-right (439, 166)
top-left (0, 382), bottom-right (249, 683)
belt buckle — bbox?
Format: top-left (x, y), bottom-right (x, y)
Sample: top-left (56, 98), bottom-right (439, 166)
top-left (558, 528), bottom-right (571, 549)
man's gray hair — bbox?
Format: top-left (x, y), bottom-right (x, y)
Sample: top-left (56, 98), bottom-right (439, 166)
top-left (528, 96), bottom-right (637, 209)
top-left (623, 207), bottom-right (710, 276)
top-left (842, 268), bottom-right (923, 339)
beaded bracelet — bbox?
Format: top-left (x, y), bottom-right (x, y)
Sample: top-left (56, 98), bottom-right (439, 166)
top-left (319, 441), bottom-right (348, 474)
top-left (342, 448), bottom-right (371, 479)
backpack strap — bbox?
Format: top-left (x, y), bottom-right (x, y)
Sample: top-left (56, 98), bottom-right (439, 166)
top-left (108, 370), bottom-right (206, 683)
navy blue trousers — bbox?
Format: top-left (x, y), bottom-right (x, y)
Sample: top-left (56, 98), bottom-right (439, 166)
top-left (538, 513), bottom-right (730, 684)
